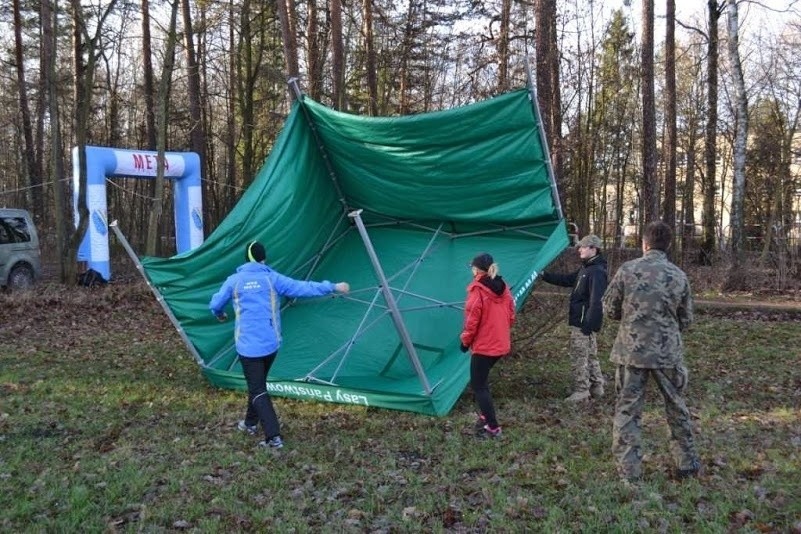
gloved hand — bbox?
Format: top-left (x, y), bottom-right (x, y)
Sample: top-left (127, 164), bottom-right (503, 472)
top-left (216, 312), bottom-right (228, 322)
top-left (459, 343), bottom-right (469, 353)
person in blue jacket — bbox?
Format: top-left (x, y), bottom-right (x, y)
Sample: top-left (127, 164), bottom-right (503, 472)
top-left (209, 241), bottom-right (350, 449)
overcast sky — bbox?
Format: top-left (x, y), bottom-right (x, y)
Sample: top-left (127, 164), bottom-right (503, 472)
top-left (619, 0), bottom-right (801, 41)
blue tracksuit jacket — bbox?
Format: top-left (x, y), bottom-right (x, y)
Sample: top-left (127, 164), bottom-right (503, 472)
top-left (209, 262), bottom-right (337, 357)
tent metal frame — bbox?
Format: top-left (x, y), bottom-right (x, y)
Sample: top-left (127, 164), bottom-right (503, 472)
top-left (128, 78), bottom-right (562, 407)
top-left (348, 209), bottom-right (432, 394)
top-left (263, 75), bottom-right (562, 394)
top-left (300, 216), bottom-right (459, 391)
top-left (525, 58), bottom-right (564, 221)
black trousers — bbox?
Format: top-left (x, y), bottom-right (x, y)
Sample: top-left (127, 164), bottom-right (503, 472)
top-left (239, 353), bottom-right (280, 439)
top-left (470, 354), bottom-right (501, 428)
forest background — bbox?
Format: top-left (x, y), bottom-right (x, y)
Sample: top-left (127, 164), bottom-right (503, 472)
top-left (0, 0), bottom-right (800, 289)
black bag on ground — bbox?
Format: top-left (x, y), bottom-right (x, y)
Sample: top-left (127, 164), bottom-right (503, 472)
top-left (78, 268), bottom-right (108, 287)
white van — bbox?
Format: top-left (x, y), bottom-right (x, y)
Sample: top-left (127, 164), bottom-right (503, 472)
top-left (0, 208), bottom-right (41, 290)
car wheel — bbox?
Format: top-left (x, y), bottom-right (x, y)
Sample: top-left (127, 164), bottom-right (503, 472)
top-left (8, 264), bottom-right (34, 291)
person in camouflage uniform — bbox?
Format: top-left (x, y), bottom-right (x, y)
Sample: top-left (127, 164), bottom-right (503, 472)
top-left (540, 234), bottom-right (608, 402)
top-left (602, 221), bottom-right (700, 481)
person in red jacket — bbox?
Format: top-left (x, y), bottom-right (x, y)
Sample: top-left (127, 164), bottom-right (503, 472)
top-left (460, 253), bottom-right (516, 438)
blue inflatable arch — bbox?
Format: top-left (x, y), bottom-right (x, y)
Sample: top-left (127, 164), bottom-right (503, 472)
top-left (73, 146), bottom-right (204, 280)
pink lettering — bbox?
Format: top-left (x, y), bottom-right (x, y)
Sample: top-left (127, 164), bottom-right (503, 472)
top-left (132, 154), bottom-right (145, 170)
top-left (131, 153), bottom-right (170, 173)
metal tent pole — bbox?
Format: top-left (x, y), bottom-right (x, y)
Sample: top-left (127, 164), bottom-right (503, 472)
top-left (109, 220), bottom-right (205, 366)
top-left (288, 78), bottom-right (350, 218)
top-left (525, 58), bottom-right (564, 221)
top-left (348, 209), bottom-right (432, 395)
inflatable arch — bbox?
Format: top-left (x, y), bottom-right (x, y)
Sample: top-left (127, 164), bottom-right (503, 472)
top-left (73, 146), bottom-right (204, 280)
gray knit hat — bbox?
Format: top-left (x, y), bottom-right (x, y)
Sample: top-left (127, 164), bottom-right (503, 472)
top-left (576, 235), bottom-right (602, 249)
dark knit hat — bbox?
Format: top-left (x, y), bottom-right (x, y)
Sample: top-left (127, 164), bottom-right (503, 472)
top-left (246, 241), bottom-right (266, 263)
top-left (471, 253), bottom-right (494, 272)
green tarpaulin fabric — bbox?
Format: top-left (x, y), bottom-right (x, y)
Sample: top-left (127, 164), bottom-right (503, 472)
top-left (141, 87), bottom-right (569, 416)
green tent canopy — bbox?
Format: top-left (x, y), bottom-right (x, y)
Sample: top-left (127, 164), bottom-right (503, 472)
top-left (140, 87), bottom-right (569, 416)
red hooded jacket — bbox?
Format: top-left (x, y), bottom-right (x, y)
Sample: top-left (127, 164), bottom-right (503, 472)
top-left (460, 274), bottom-right (516, 357)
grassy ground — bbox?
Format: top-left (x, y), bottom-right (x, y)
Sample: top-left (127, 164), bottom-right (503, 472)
top-left (1, 285), bottom-right (800, 532)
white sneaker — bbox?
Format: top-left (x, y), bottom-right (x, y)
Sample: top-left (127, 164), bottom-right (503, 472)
top-left (565, 390), bottom-right (590, 402)
top-left (237, 420), bottom-right (258, 435)
top-left (258, 436), bottom-right (284, 449)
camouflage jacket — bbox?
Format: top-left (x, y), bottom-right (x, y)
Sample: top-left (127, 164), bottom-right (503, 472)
top-left (602, 249), bottom-right (693, 368)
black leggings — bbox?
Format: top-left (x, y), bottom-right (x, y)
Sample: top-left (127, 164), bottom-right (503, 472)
top-left (239, 353), bottom-right (280, 439)
top-left (471, 354), bottom-right (501, 428)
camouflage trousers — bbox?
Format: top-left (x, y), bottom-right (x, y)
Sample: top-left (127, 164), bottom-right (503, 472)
top-left (612, 365), bottom-right (699, 480)
top-left (567, 327), bottom-right (605, 393)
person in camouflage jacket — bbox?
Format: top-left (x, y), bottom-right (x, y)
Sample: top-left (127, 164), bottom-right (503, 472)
top-left (602, 221), bottom-right (700, 482)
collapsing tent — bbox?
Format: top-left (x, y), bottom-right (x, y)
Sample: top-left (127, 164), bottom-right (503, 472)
top-left (140, 81), bottom-right (569, 416)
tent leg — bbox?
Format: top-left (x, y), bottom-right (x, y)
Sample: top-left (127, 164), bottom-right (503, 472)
top-left (109, 220), bottom-right (205, 367)
top-left (348, 209), bottom-right (433, 395)
top-left (525, 58), bottom-right (564, 221)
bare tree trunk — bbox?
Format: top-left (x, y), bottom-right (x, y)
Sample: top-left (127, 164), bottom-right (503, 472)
top-left (364, 0), bottom-right (378, 115)
top-left (498, 0), bottom-right (511, 93)
top-left (70, 3), bottom-right (86, 265)
top-left (614, 152), bottom-right (628, 247)
top-left (681, 139), bottom-right (697, 263)
top-left (276, 0), bottom-right (300, 100)
top-left (330, 0), bottom-right (345, 110)
top-left (641, 0), bottom-right (658, 224)
top-left (237, 0), bottom-right (256, 185)
top-left (760, 98), bottom-right (800, 264)
top-left (138, 0), bottom-right (158, 246)
top-left (141, 0), bottom-right (157, 149)
top-left (330, 0), bottom-right (344, 110)
top-left (198, 3), bottom-right (214, 224)
top-left (13, 0), bottom-right (43, 222)
top-left (35, 5), bottom-right (48, 225)
top-left (535, 0), bottom-right (552, 141)
top-left (534, 0), bottom-right (563, 200)
top-left (663, 0), bottom-right (677, 235)
top-left (760, 184), bottom-right (783, 263)
top-left (398, 0), bottom-right (416, 115)
top-left (226, 0), bottom-right (237, 206)
top-left (181, 0), bottom-right (208, 235)
top-left (306, 0), bottom-right (323, 100)
top-left (702, 0), bottom-right (723, 262)
top-left (44, 0), bottom-right (68, 281)
top-left (69, 0), bottom-right (118, 284)
top-left (726, 0), bottom-right (747, 260)
top-left (547, 6), bottom-right (563, 184)
top-left (180, 0), bottom-right (204, 154)
top-left (146, 0), bottom-right (178, 256)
